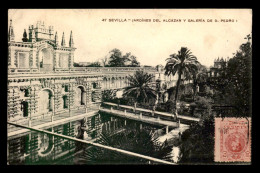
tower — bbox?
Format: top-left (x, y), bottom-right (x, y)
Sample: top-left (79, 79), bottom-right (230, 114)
top-left (61, 32), bottom-right (66, 47)
top-left (31, 28), bottom-right (36, 43)
top-left (48, 26), bottom-right (54, 40)
top-left (28, 25), bottom-right (36, 42)
top-left (54, 32), bottom-right (59, 46)
top-left (69, 31), bottom-right (74, 47)
top-left (33, 21), bottom-right (54, 41)
top-left (8, 19), bottom-right (15, 42)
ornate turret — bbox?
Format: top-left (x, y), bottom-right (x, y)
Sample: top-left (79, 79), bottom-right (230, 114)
top-left (22, 29), bottom-right (28, 42)
top-left (28, 25), bottom-right (36, 42)
top-left (31, 28), bottom-right (36, 42)
top-left (54, 31), bottom-right (59, 46)
top-left (8, 19), bottom-right (15, 42)
top-left (61, 32), bottom-right (66, 46)
top-left (33, 21), bottom-right (54, 41)
top-left (69, 31), bottom-right (74, 47)
top-left (49, 26), bottom-right (54, 40)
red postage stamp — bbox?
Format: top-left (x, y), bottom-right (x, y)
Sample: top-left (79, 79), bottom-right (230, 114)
top-left (214, 118), bottom-right (251, 162)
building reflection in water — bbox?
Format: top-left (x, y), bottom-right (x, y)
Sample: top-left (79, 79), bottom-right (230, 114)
top-left (7, 113), bottom-right (160, 165)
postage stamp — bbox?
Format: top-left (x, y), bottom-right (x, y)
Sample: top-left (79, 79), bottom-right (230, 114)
top-left (214, 118), bottom-right (251, 162)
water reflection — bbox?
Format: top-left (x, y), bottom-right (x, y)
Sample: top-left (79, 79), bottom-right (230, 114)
top-left (7, 113), bottom-right (163, 165)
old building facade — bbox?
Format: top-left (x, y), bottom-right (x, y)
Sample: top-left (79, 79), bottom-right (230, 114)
top-left (8, 20), bottom-right (172, 124)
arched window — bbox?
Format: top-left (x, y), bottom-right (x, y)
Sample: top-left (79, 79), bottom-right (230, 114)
top-left (92, 83), bottom-right (97, 89)
top-left (63, 95), bottom-right (68, 109)
top-left (111, 78), bottom-right (115, 88)
top-left (64, 85), bottom-right (69, 92)
top-left (75, 86), bottom-right (85, 106)
top-left (22, 101), bottom-right (28, 117)
top-left (91, 91), bottom-right (95, 102)
top-left (38, 89), bottom-right (53, 114)
top-left (38, 48), bottom-right (53, 71)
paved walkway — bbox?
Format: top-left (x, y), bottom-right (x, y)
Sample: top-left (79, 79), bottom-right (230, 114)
top-left (103, 102), bottom-right (200, 123)
top-left (100, 108), bottom-right (179, 128)
top-left (8, 109), bottom-right (99, 138)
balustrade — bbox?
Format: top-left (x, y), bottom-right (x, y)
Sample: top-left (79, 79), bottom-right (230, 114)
top-left (9, 66), bottom-right (157, 75)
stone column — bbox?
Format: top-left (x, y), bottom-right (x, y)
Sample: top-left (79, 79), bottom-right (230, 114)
top-left (82, 91), bottom-right (87, 105)
top-left (117, 79), bottom-right (119, 88)
top-left (32, 48), bottom-right (37, 68)
top-left (28, 119), bottom-right (32, 127)
top-left (70, 51), bottom-right (74, 68)
top-left (54, 52), bottom-right (59, 68)
top-left (51, 96), bottom-right (54, 122)
top-left (10, 48), bottom-right (16, 68)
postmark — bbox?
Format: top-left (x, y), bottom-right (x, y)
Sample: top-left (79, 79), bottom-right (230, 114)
top-left (215, 118), bottom-right (251, 162)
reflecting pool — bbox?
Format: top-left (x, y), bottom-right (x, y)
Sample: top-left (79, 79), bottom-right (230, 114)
top-left (7, 112), bottom-right (179, 165)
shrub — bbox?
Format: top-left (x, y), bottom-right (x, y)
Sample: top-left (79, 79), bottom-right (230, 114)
top-left (195, 96), bottom-right (212, 109)
top-left (179, 113), bottom-right (214, 164)
top-left (178, 102), bottom-right (186, 114)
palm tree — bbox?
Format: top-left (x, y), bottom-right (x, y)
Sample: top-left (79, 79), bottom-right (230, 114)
top-left (123, 71), bottom-right (157, 111)
top-left (165, 47), bottom-right (200, 119)
top-left (79, 127), bottom-right (173, 164)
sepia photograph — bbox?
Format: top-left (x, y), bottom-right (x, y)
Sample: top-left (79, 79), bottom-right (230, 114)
top-left (7, 9), bottom-right (252, 165)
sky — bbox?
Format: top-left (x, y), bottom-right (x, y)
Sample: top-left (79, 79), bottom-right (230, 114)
top-left (8, 9), bottom-right (252, 67)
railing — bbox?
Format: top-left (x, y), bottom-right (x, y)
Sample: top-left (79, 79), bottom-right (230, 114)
top-left (102, 102), bottom-right (174, 121)
top-left (87, 102), bottom-right (101, 112)
top-left (101, 102), bottom-right (200, 123)
top-left (7, 105), bottom-right (100, 133)
top-left (8, 66), bottom-right (157, 75)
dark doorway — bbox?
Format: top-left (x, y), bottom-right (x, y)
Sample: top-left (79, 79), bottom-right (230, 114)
top-left (22, 101), bottom-right (28, 117)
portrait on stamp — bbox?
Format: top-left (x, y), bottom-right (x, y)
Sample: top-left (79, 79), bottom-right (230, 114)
top-left (215, 118), bottom-right (251, 162)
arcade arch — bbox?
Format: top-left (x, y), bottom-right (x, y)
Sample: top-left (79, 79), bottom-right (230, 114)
top-left (75, 86), bottom-right (86, 106)
top-left (38, 48), bottom-right (53, 71)
top-left (38, 89), bottom-right (54, 114)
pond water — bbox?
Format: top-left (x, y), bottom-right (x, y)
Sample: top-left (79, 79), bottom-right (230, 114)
top-left (7, 112), bottom-right (187, 165)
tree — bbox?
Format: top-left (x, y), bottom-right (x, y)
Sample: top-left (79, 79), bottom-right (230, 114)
top-left (86, 61), bottom-right (102, 67)
top-left (223, 34), bottom-right (252, 117)
top-left (108, 49), bottom-right (127, 67)
top-left (179, 112), bottom-right (214, 163)
top-left (107, 49), bottom-right (140, 67)
top-left (100, 56), bottom-right (109, 67)
top-left (123, 71), bottom-right (157, 111)
top-left (191, 64), bottom-right (208, 100)
top-left (77, 123), bottom-right (173, 164)
top-left (207, 34), bottom-right (252, 117)
top-left (165, 47), bottom-right (200, 119)
top-left (102, 89), bottom-right (117, 102)
top-left (74, 62), bottom-right (84, 67)
top-left (128, 55), bottom-right (140, 67)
